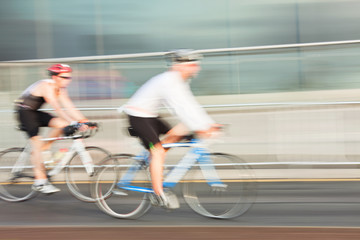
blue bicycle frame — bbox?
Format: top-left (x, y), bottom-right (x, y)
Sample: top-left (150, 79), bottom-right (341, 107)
top-left (116, 139), bottom-right (225, 194)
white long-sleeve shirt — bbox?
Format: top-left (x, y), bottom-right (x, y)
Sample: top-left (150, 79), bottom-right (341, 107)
top-left (124, 71), bottom-right (214, 131)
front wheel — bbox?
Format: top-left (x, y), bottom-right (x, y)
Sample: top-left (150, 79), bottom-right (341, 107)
top-left (183, 153), bottom-right (257, 219)
top-left (0, 148), bottom-right (37, 202)
top-left (92, 154), bottom-right (152, 219)
top-left (65, 146), bottom-right (110, 202)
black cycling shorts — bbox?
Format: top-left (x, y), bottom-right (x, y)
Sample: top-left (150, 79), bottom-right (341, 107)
top-left (128, 115), bottom-right (171, 150)
top-left (16, 108), bottom-right (55, 138)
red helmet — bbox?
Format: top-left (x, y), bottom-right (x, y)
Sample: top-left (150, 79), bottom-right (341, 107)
top-left (47, 64), bottom-right (72, 74)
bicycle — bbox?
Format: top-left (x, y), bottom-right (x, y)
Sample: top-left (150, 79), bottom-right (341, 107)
top-left (0, 122), bottom-right (111, 203)
top-left (92, 129), bottom-right (257, 219)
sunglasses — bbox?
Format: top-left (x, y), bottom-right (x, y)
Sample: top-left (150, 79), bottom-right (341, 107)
top-left (58, 76), bottom-right (72, 80)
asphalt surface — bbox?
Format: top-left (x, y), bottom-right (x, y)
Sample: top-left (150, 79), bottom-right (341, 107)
top-left (2, 181), bottom-right (360, 239)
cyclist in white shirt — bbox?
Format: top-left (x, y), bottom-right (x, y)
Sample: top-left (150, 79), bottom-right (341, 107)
top-left (124, 49), bottom-right (220, 209)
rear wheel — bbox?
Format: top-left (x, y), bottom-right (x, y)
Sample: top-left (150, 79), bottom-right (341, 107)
top-left (92, 154), bottom-right (152, 219)
top-left (0, 148), bottom-right (37, 202)
top-left (183, 153), bottom-right (257, 219)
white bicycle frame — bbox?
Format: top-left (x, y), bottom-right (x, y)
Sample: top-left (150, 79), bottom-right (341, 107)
top-left (11, 135), bottom-right (94, 177)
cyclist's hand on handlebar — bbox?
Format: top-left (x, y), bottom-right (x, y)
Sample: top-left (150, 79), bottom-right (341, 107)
top-left (210, 123), bottom-right (224, 131)
top-left (78, 119), bottom-right (90, 132)
top-left (63, 121), bottom-right (98, 136)
top-left (78, 121), bottom-right (99, 132)
top-left (196, 124), bottom-right (224, 139)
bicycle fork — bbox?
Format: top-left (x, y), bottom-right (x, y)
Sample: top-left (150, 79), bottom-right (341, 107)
top-left (197, 153), bottom-right (228, 191)
top-left (73, 139), bottom-right (94, 176)
top-left (164, 148), bottom-right (226, 190)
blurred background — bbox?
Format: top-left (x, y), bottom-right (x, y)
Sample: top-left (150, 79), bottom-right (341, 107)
top-left (1, 0), bottom-right (360, 170)
top-left (3, 1), bottom-right (360, 235)
top-left (1, 0), bottom-right (360, 96)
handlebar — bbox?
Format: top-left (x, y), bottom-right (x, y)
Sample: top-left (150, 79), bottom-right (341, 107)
top-left (63, 122), bottom-right (99, 138)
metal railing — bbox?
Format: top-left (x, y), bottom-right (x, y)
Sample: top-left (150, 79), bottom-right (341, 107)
top-left (1, 39), bottom-right (360, 112)
top-left (1, 39), bottom-right (360, 63)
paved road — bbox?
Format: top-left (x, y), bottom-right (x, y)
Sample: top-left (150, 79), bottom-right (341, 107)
top-left (1, 181), bottom-right (360, 239)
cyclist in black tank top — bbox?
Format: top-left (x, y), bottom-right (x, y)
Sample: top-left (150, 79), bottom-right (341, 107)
top-left (15, 64), bottom-right (89, 194)
top-left (18, 94), bottom-right (46, 111)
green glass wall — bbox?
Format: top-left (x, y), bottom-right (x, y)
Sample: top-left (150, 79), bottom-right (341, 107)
top-left (1, 0), bottom-right (360, 99)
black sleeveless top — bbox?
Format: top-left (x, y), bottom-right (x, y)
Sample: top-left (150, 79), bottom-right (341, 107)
top-left (17, 94), bottom-right (46, 110)
top-left (15, 79), bottom-right (53, 111)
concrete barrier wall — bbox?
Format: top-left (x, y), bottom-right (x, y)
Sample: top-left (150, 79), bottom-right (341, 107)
top-left (2, 91), bottom-right (360, 165)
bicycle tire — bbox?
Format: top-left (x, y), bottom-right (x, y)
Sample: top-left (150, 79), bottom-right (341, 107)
top-left (183, 153), bottom-right (257, 219)
top-left (0, 147), bottom-right (37, 202)
top-left (92, 154), bottom-right (152, 219)
top-left (65, 146), bottom-right (110, 202)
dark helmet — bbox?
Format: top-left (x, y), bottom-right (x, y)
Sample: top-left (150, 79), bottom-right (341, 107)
top-left (47, 64), bottom-right (72, 76)
top-left (166, 49), bottom-right (202, 64)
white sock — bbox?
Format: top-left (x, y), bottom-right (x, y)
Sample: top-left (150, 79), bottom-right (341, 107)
top-left (35, 179), bottom-right (48, 186)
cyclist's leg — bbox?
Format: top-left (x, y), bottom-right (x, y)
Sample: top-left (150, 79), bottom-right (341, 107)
top-left (149, 121), bottom-right (182, 208)
top-left (19, 110), bottom-right (60, 193)
top-left (151, 123), bottom-right (187, 193)
top-left (162, 123), bottom-right (189, 145)
top-left (149, 143), bottom-right (166, 195)
top-left (30, 139), bottom-right (60, 193)
top-left (128, 116), bottom-right (166, 195)
top-left (17, 109), bottom-right (48, 180)
top-left (42, 117), bottom-right (68, 151)
top-left (128, 115), bottom-right (179, 208)
top-left (29, 136), bottom-right (47, 180)
top-left (30, 135), bottom-right (60, 193)
top-left (149, 143), bottom-right (179, 209)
